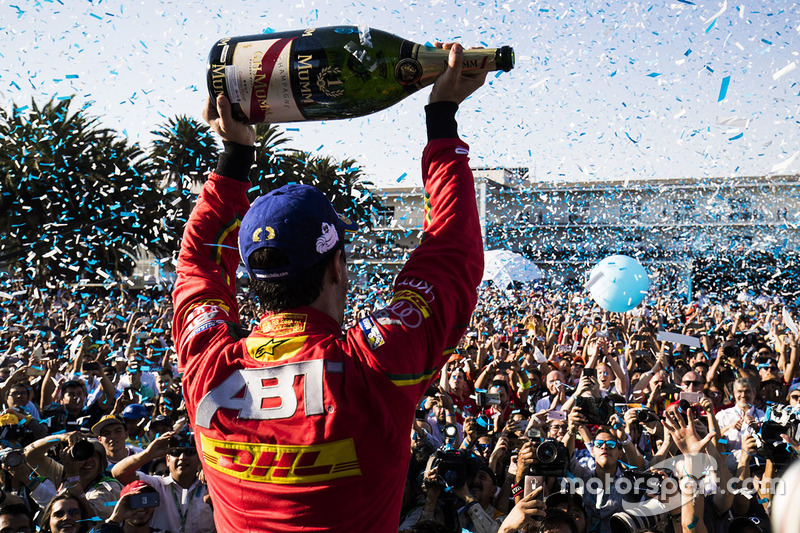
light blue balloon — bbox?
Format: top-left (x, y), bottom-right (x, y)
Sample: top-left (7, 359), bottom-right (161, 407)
top-left (587, 255), bottom-right (650, 313)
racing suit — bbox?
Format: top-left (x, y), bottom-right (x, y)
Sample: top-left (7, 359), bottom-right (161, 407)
top-left (172, 102), bottom-right (484, 532)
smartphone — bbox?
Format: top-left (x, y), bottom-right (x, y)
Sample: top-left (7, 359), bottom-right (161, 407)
top-left (129, 492), bottom-right (160, 509)
top-left (524, 475), bottom-right (544, 499)
top-left (82, 362), bottom-right (100, 372)
top-left (583, 368), bottom-right (597, 379)
top-left (680, 392), bottom-right (703, 404)
top-left (415, 409), bottom-right (427, 420)
top-left (548, 410), bottom-right (566, 421)
top-left (498, 362), bottom-right (512, 371)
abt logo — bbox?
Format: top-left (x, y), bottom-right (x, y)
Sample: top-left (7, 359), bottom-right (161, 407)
top-left (195, 360), bottom-right (325, 428)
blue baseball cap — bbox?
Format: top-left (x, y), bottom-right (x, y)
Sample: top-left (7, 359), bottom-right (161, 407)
top-left (121, 403), bottom-right (148, 420)
top-left (239, 184), bottom-right (357, 280)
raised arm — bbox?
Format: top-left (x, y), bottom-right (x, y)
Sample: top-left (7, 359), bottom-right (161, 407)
top-left (111, 432), bottom-right (174, 485)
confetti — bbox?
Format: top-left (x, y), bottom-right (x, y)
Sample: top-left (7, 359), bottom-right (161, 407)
top-left (718, 76), bottom-right (731, 102)
top-left (773, 62), bottom-right (797, 81)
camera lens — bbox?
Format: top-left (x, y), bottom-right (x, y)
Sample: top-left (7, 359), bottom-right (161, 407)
top-left (69, 440), bottom-right (95, 462)
top-left (636, 409), bottom-right (655, 423)
top-left (536, 441), bottom-right (558, 464)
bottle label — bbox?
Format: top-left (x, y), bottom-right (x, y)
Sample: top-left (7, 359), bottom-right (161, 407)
top-left (229, 37), bottom-right (305, 123)
top-left (290, 34), bottom-right (345, 112)
top-left (394, 58), bottom-right (423, 86)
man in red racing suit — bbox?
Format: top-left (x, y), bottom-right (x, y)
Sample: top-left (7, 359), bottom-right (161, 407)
top-left (172, 44), bottom-right (486, 532)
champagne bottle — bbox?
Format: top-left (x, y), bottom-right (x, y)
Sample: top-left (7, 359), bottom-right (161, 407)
top-left (207, 26), bottom-right (514, 124)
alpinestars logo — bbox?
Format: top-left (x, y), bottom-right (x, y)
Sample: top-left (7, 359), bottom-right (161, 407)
top-left (317, 66), bottom-right (344, 97)
top-left (316, 222), bottom-right (339, 254)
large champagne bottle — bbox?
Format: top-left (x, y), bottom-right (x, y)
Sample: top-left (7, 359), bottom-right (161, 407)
top-left (207, 26), bottom-right (514, 124)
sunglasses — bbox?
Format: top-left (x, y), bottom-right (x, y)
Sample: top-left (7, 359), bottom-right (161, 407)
top-left (53, 508), bottom-right (81, 519)
top-left (592, 439), bottom-right (618, 449)
top-left (682, 380), bottom-right (704, 387)
top-left (790, 395), bottom-right (800, 401)
top-left (167, 448), bottom-right (198, 457)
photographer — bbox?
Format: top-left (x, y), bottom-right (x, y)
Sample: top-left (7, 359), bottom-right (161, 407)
top-left (111, 431), bottom-right (214, 533)
top-left (89, 480), bottom-right (166, 533)
top-left (25, 431), bottom-right (122, 519)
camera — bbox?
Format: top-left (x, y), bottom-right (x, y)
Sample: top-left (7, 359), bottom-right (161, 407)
top-left (475, 391), bottom-right (501, 408)
top-left (68, 439), bottom-right (96, 462)
top-left (528, 439), bottom-right (569, 477)
top-left (0, 423), bottom-right (36, 446)
top-left (635, 408), bottom-right (659, 424)
top-left (753, 404), bottom-right (800, 466)
top-left (575, 396), bottom-right (615, 426)
top-left (0, 447), bottom-right (25, 468)
top-left (427, 448), bottom-right (480, 490)
top-left (610, 499), bottom-right (670, 533)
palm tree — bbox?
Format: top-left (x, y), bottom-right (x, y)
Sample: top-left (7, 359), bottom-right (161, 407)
top-left (0, 97), bottom-right (174, 282)
top-left (300, 156), bottom-right (381, 227)
top-left (242, 124), bottom-right (383, 230)
top-left (150, 115), bottom-right (218, 187)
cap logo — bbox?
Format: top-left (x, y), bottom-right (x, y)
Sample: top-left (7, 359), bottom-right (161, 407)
top-left (252, 227), bottom-right (276, 243)
top-left (316, 222), bottom-right (338, 254)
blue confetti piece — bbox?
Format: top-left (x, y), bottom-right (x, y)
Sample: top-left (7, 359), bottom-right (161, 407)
top-left (762, 39), bottom-right (772, 45)
top-left (89, 12), bottom-right (102, 20)
top-left (65, 74), bottom-right (79, 79)
top-left (263, 27), bottom-right (275, 34)
top-left (248, 186), bottom-right (260, 193)
top-left (647, 72), bottom-right (661, 77)
top-left (624, 132), bottom-right (638, 144)
top-left (729, 133), bottom-right (743, 141)
top-left (396, 172), bottom-right (408, 183)
top-left (705, 19), bottom-right (716, 33)
top-left (286, 127), bottom-right (299, 131)
top-left (718, 75), bottom-right (731, 102)
top-left (10, 81), bottom-right (20, 90)
top-left (610, 70), bottom-right (617, 77)
top-left (684, 49), bottom-right (692, 56)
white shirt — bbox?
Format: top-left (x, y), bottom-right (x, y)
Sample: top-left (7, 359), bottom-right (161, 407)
top-left (136, 472), bottom-right (215, 533)
top-left (715, 404), bottom-right (765, 452)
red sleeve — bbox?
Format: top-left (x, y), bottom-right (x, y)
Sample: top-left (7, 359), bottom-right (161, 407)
top-left (171, 173), bottom-right (250, 375)
top-left (349, 138), bottom-right (483, 406)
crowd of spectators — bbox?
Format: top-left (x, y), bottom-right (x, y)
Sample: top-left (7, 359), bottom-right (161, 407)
top-left (0, 273), bottom-right (799, 532)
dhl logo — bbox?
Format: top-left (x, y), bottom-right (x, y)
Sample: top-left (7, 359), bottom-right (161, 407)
top-left (200, 433), bottom-right (361, 484)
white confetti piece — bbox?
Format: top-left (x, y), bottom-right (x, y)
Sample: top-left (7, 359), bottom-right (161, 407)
top-left (772, 61), bottom-right (797, 81)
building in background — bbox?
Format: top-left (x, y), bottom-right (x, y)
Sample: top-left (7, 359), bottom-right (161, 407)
top-left (350, 170), bottom-right (800, 298)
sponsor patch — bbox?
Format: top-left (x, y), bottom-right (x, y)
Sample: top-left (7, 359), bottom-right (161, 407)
top-left (183, 299), bottom-right (232, 322)
top-left (188, 320), bottom-right (225, 340)
top-left (246, 336), bottom-right (307, 363)
top-left (200, 433), bottom-right (360, 484)
top-left (184, 302), bottom-right (233, 338)
top-left (392, 290), bottom-right (432, 319)
top-left (396, 277), bottom-right (436, 303)
top-left (259, 313), bottom-right (308, 336)
top-left (358, 316), bottom-right (385, 350)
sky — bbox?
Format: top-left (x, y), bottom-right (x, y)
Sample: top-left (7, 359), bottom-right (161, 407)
top-left (1, 0), bottom-right (798, 188)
